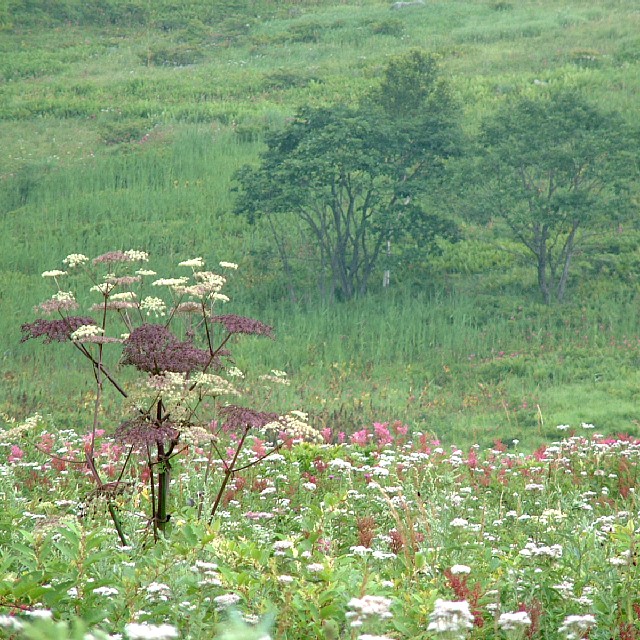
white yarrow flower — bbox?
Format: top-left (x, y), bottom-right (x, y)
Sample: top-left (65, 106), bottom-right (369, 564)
top-left (450, 564), bottom-right (471, 575)
top-left (498, 611), bottom-right (532, 631)
top-left (70, 325), bottom-right (104, 341)
top-left (427, 599), bottom-right (474, 638)
top-left (558, 614), bottom-right (596, 639)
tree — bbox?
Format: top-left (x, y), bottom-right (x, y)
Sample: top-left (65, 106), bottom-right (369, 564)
top-left (234, 50), bottom-right (461, 301)
top-left (475, 89), bottom-right (637, 304)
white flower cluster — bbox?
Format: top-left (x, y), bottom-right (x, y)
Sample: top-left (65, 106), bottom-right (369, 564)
top-left (519, 541), bottom-right (563, 559)
top-left (498, 610), bottom-right (532, 631)
top-left (173, 271), bottom-right (227, 298)
top-left (140, 296), bottom-right (166, 317)
top-left (63, 253), bottom-right (89, 267)
top-left (53, 290), bottom-right (76, 303)
top-left (427, 599), bottom-right (474, 638)
top-left (190, 373), bottom-right (240, 396)
top-left (111, 291), bottom-right (137, 301)
top-left (90, 282), bottom-right (114, 295)
top-left (259, 369), bottom-right (291, 385)
top-left (558, 614), bottom-right (596, 639)
top-left (450, 564), bottom-right (471, 575)
top-left (124, 250), bottom-right (149, 262)
top-left (219, 261), bottom-right (238, 270)
top-left (346, 595), bottom-right (393, 628)
top-left (213, 593), bottom-right (241, 610)
top-left (152, 277), bottom-right (189, 288)
top-left (178, 257), bottom-right (205, 268)
top-left (276, 412), bottom-right (320, 443)
top-left (42, 269), bottom-right (67, 278)
top-left (70, 325), bottom-right (104, 342)
top-left (145, 582), bottom-right (171, 602)
top-left (328, 458), bottom-right (353, 471)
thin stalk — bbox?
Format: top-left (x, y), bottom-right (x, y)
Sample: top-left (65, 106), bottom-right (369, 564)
top-left (208, 425), bottom-right (250, 525)
top-left (147, 445), bottom-right (158, 542)
top-left (156, 441), bottom-right (171, 535)
top-left (197, 404), bottom-right (218, 520)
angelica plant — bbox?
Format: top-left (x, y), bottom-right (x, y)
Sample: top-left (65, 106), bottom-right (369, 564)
top-left (21, 251), bottom-right (319, 545)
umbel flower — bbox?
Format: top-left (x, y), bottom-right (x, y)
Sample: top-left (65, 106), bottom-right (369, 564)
top-left (114, 418), bottom-right (179, 447)
top-left (212, 314), bottom-right (274, 338)
top-left (218, 404), bottom-right (280, 431)
top-left (427, 599), bottom-right (474, 638)
top-left (121, 324), bottom-right (211, 374)
top-left (21, 316), bottom-right (97, 344)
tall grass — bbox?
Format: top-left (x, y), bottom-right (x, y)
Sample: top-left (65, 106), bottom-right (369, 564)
top-left (2, 0), bottom-right (640, 449)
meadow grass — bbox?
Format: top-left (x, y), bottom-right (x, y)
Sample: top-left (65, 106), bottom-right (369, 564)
top-left (2, 0), bottom-right (640, 451)
top-left (3, 3), bottom-right (640, 638)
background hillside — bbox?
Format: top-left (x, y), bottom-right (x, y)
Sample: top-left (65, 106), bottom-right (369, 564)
top-left (2, 0), bottom-right (640, 448)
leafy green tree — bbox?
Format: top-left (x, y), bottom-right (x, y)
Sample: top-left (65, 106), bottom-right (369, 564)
top-left (234, 51), bottom-right (461, 301)
top-left (475, 89), bottom-right (637, 304)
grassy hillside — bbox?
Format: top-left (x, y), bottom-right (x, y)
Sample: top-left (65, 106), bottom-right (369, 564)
top-left (1, 0), bottom-right (640, 448)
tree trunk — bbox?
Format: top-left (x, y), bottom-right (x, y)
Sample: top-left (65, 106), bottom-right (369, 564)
top-left (534, 224), bottom-right (551, 305)
top-left (556, 222), bottom-right (580, 303)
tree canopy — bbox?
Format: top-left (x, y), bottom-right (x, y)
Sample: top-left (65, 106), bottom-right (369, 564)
top-left (234, 50), bottom-right (462, 301)
top-left (473, 89), bottom-right (638, 303)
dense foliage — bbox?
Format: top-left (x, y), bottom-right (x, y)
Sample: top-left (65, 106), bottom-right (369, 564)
top-left (3, 421), bottom-right (640, 638)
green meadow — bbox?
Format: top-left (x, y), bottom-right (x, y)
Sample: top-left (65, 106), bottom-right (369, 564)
top-left (2, 0), bottom-right (640, 448)
top-left (4, 2), bottom-right (640, 639)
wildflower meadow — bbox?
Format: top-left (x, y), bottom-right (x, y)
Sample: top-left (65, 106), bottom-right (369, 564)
top-left (2, 251), bottom-right (640, 639)
top-left (3, 0), bottom-right (640, 638)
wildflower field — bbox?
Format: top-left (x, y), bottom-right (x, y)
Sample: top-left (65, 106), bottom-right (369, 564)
top-left (2, 417), bottom-right (640, 639)
top-left (2, 250), bottom-right (640, 640)
top-left (2, 0), bottom-right (640, 638)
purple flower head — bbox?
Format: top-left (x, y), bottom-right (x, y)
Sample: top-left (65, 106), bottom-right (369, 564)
top-left (92, 251), bottom-right (133, 265)
top-left (36, 297), bottom-right (79, 315)
top-left (218, 405), bottom-right (281, 431)
top-left (114, 418), bottom-right (179, 447)
top-left (121, 324), bottom-right (211, 374)
top-left (21, 316), bottom-right (97, 344)
top-left (212, 314), bottom-right (274, 339)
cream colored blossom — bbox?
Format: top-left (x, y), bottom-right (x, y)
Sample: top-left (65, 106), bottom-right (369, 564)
top-left (90, 283), bottom-right (114, 295)
top-left (2, 412), bottom-right (43, 440)
top-left (124, 250), bottom-right (149, 262)
top-left (178, 257), bottom-right (205, 268)
top-left (277, 411), bottom-right (322, 443)
top-left (42, 270), bottom-right (67, 278)
top-left (191, 373), bottom-right (240, 396)
top-left (63, 253), bottom-right (88, 268)
top-left (152, 277), bottom-right (189, 287)
top-left (140, 296), bottom-right (166, 317)
top-left (70, 325), bottom-right (104, 342)
top-left (111, 291), bottom-right (137, 301)
top-left (219, 261), bottom-right (238, 270)
top-left (259, 370), bottom-right (291, 385)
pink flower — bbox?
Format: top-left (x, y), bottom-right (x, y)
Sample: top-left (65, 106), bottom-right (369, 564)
top-left (321, 427), bottom-right (332, 443)
top-left (350, 429), bottom-right (370, 447)
top-left (393, 421), bottom-right (409, 437)
top-left (252, 438), bottom-right (266, 458)
top-left (373, 422), bottom-right (393, 447)
top-left (8, 445), bottom-right (24, 463)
